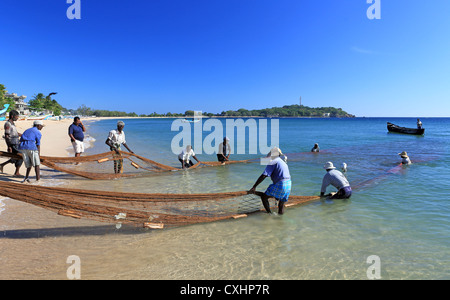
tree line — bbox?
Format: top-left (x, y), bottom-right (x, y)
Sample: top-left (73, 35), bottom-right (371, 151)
top-left (1, 84), bottom-right (354, 118)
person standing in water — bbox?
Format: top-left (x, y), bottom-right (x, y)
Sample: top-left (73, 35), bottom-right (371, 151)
top-left (249, 147), bottom-right (291, 215)
top-left (105, 121), bottom-right (133, 174)
top-left (217, 137), bottom-right (231, 162)
top-left (178, 145), bottom-right (200, 169)
top-left (398, 151), bottom-right (412, 165)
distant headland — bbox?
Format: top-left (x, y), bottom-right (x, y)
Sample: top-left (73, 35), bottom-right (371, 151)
top-left (1, 84), bottom-right (354, 118)
top-left (70, 104), bottom-right (355, 118)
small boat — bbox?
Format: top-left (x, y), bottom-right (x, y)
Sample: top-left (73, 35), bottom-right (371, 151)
top-left (181, 118), bottom-right (201, 123)
top-left (0, 104), bottom-right (10, 121)
top-left (0, 104), bottom-right (10, 115)
top-left (26, 114), bottom-right (51, 121)
top-left (387, 122), bottom-right (425, 135)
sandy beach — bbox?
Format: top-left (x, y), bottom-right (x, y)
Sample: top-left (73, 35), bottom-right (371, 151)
top-left (0, 118), bottom-right (74, 177)
top-left (0, 117), bottom-right (112, 280)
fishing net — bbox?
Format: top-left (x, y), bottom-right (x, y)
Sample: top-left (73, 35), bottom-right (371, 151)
top-left (0, 181), bottom-right (319, 228)
top-left (0, 150), bottom-right (255, 180)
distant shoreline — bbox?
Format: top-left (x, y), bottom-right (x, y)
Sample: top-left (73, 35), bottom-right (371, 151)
top-left (84, 116), bottom-right (448, 120)
top-left (87, 115), bottom-right (358, 120)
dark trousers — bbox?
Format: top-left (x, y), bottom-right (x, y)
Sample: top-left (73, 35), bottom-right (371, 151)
top-left (179, 158), bottom-right (194, 168)
top-left (5, 144), bottom-right (23, 168)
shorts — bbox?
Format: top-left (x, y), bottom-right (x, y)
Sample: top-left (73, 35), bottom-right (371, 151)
top-left (19, 149), bottom-right (40, 168)
top-left (72, 140), bottom-right (85, 154)
top-left (331, 186), bottom-right (352, 199)
top-left (265, 179), bottom-right (291, 202)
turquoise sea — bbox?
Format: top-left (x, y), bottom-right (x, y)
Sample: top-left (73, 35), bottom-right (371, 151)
top-left (1, 117), bottom-right (449, 279)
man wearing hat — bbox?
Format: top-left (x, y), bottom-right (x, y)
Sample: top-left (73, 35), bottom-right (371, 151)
top-left (398, 151), bottom-right (411, 165)
top-left (18, 120), bottom-right (45, 182)
top-left (320, 161), bottom-right (352, 199)
top-left (249, 147), bottom-right (291, 214)
top-left (217, 137), bottom-right (231, 162)
top-left (105, 120), bottom-right (134, 174)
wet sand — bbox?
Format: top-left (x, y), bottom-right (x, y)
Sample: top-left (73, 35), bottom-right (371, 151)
top-left (0, 117), bottom-right (114, 279)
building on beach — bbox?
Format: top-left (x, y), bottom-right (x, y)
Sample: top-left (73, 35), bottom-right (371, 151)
top-left (4, 92), bottom-right (30, 115)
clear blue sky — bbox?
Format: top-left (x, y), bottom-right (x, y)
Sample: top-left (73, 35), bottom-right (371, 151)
top-left (1, 0), bottom-right (449, 117)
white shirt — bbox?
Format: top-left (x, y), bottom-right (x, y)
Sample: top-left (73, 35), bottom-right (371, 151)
top-left (178, 148), bottom-right (195, 161)
top-left (402, 157), bottom-right (412, 165)
top-left (218, 142), bottom-right (231, 156)
top-left (108, 130), bottom-right (126, 147)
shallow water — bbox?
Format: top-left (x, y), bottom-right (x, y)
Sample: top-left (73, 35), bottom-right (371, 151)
top-left (1, 117), bottom-right (449, 279)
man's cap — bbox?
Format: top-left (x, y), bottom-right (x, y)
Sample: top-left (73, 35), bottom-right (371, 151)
top-left (33, 120), bottom-right (45, 126)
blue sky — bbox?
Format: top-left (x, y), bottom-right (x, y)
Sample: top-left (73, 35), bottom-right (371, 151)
top-left (1, 0), bottom-right (449, 117)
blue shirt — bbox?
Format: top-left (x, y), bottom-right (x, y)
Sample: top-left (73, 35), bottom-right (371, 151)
top-left (18, 127), bottom-right (42, 151)
top-left (68, 123), bottom-right (84, 142)
top-left (262, 157), bottom-right (291, 184)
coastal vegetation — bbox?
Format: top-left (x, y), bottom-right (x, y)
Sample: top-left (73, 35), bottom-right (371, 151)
top-left (71, 104), bottom-right (354, 118)
top-left (0, 84), bottom-right (15, 108)
top-left (28, 93), bottom-right (63, 116)
top-left (1, 83), bottom-right (354, 118)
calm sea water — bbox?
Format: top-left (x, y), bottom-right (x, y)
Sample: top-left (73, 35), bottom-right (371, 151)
top-left (1, 117), bottom-right (449, 279)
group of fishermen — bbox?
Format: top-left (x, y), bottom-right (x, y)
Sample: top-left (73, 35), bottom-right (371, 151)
top-left (1, 115), bottom-right (413, 215)
top-left (175, 137), bottom-right (353, 215)
top-left (100, 121), bottom-right (354, 215)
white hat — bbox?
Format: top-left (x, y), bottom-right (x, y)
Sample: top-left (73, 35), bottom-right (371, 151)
top-left (398, 151), bottom-right (408, 158)
top-left (268, 147), bottom-right (283, 158)
top-left (117, 121), bottom-right (125, 126)
top-left (33, 120), bottom-right (45, 126)
top-left (323, 161), bottom-right (336, 170)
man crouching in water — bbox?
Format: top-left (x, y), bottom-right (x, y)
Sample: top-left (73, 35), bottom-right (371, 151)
top-left (249, 147), bottom-right (291, 214)
top-left (320, 161), bottom-right (352, 199)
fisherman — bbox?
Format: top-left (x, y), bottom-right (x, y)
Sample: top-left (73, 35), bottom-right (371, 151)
top-left (398, 151), bottom-right (411, 165)
top-left (105, 121), bottom-right (133, 174)
top-left (249, 147), bottom-right (291, 214)
top-left (217, 137), bottom-right (231, 163)
top-left (311, 143), bottom-right (320, 152)
top-left (68, 116), bottom-right (86, 158)
top-left (0, 110), bottom-right (23, 176)
top-left (18, 120), bottom-right (45, 183)
top-left (178, 145), bottom-right (200, 169)
top-left (417, 119), bottom-right (423, 129)
top-left (320, 161), bottom-right (352, 199)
